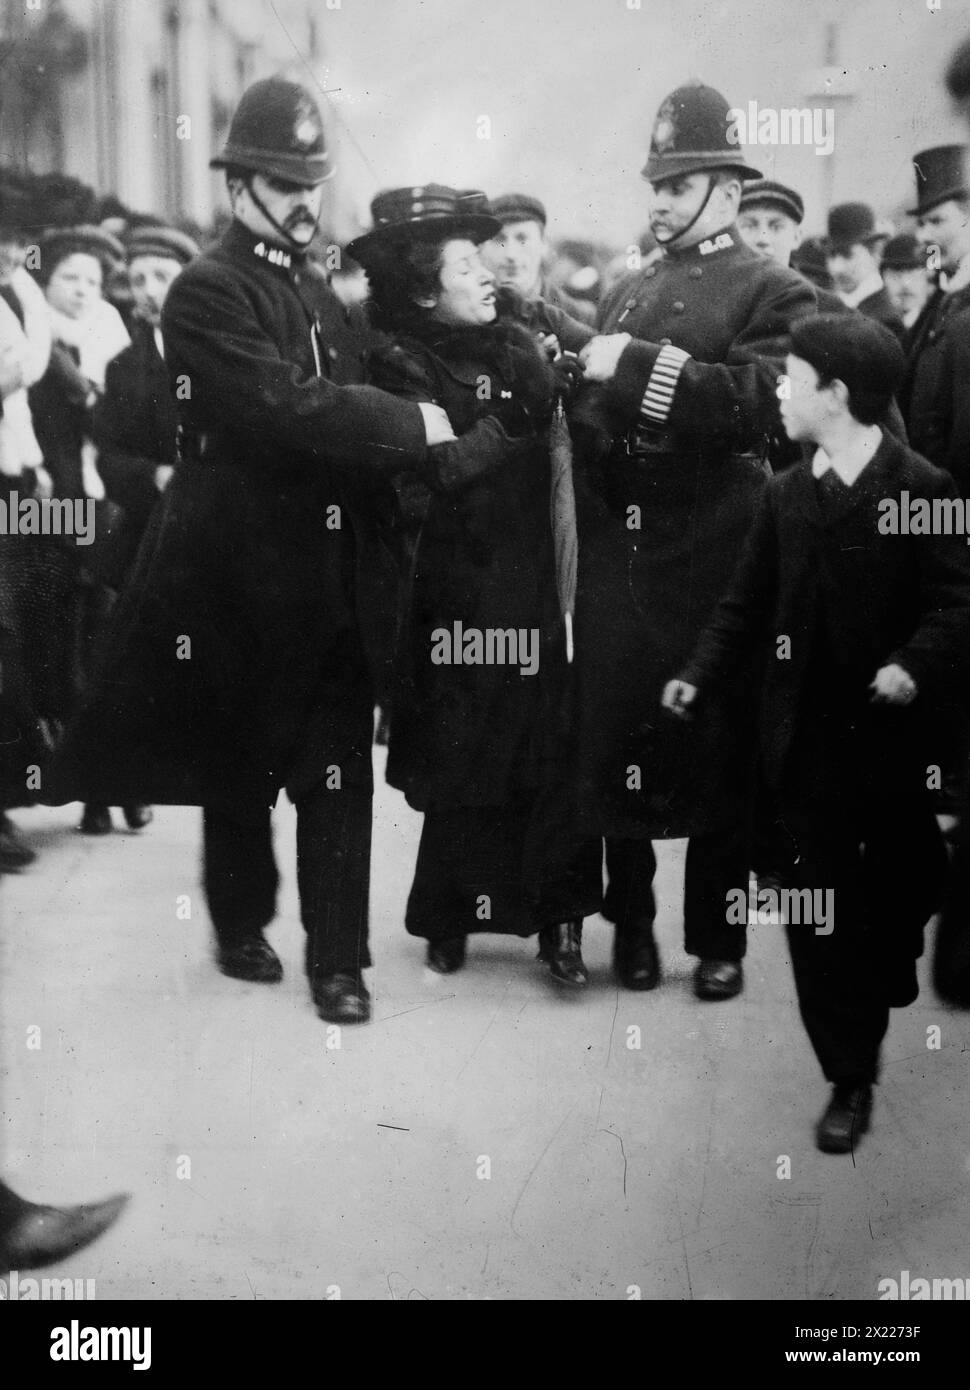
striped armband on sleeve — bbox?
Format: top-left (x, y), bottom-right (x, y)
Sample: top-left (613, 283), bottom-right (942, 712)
top-left (639, 343), bottom-right (690, 426)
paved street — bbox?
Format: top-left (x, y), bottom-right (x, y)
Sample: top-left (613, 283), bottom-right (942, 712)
top-left (3, 751), bottom-right (969, 1301)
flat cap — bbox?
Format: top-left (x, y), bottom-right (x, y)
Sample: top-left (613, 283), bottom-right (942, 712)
top-left (739, 178), bottom-right (804, 224)
top-left (125, 225), bottom-right (200, 265)
top-left (488, 193), bottom-right (547, 227)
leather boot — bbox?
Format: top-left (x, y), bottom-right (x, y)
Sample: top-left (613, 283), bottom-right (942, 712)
top-left (538, 921), bottom-right (588, 986)
top-left (0, 814), bottom-right (37, 871)
top-left (614, 920), bottom-right (661, 990)
top-left (0, 1182), bottom-right (129, 1271)
top-left (426, 936), bottom-right (467, 974)
top-left (816, 1083), bottom-right (873, 1154)
top-left (79, 804), bottom-right (112, 835)
top-left (217, 935), bottom-right (283, 983)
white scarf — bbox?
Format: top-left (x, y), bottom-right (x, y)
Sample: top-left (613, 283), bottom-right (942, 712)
top-left (47, 297), bottom-right (129, 498)
top-left (47, 298), bottom-right (130, 392)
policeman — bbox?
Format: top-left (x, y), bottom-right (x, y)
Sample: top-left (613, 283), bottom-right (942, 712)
top-left (49, 78), bottom-right (455, 1024)
top-left (555, 82), bottom-right (815, 999)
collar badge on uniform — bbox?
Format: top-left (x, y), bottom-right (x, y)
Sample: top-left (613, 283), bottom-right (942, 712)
top-left (698, 232), bottom-right (734, 256)
top-left (253, 239), bottom-right (292, 269)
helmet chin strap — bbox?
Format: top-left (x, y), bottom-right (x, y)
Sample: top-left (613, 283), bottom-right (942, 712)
top-left (662, 173), bottom-right (718, 248)
top-left (244, 175), bottom-right (317, 250)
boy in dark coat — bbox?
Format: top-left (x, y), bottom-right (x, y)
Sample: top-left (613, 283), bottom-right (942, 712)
top-left (664, 315), bottom-right (970, 1152)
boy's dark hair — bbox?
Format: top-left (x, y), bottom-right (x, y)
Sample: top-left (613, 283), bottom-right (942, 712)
top-left (360, 236), bottom-right (447, 333)
top-left (789, 313), bottom-right (905, 425)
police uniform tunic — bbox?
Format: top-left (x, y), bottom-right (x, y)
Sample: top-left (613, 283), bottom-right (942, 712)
top-left (47, 219), bottom-right (432, 823)
top-left (571, 227), bottom-right (816, 842)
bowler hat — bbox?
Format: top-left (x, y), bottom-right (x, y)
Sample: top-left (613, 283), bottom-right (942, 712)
top-left (908, 145), bottom-right (969, 216)
top-left (489, 193), bottom-right (547, 227)
top-left (826, 202), bottom-right (880, 254)
top-left (881, 232), bottom-right (926, 271)
top-left (125, 225), bottom-right (200, 266)
top-left (945, 37), bottom-right (970, 103)
top-left (211, 77), bottom-right (334, 187)
top-left (739, 178), bottom-right (804, 224)
top-left (346, 186), bottom-right (500, 264)
top-left (641, 82), bottom-right (762, 184)
top-left (792, 236), bottom-right (833, 291)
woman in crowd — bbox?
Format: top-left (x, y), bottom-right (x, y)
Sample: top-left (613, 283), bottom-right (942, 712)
top-left (348, 186), bottom-right (598, 980)
top-left (0, 239), bottom-right (58, 869)
top-left (27, 224), bottom-right (151, 835)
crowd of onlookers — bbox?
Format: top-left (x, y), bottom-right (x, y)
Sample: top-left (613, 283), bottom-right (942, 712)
top-left (0, 158), bottom-right (951, 882)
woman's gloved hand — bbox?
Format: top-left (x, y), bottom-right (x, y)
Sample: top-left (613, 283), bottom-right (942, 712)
top-left (493, 337), bottom-right (556, 437)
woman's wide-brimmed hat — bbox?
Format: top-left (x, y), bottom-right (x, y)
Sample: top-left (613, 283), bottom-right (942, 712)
top-left (38, 224), bottom-right (126, 282)
top-left (346, 185), bottom-right (500, 264)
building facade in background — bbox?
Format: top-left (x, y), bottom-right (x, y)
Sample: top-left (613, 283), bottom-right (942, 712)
top-left (0, 0), bottom-right (338, 231)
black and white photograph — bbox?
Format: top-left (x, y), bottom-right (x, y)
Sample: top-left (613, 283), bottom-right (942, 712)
top-left (2, 0), bottom-right (970, 1338)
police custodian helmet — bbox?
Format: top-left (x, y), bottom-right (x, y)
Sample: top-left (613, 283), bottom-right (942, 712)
top-left (210, 77), bottom-right (334, 187)
top-left (642, 82), bottom-right (762, 184)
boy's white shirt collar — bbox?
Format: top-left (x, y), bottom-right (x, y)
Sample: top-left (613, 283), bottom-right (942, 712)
top-left (812, 425), bottom-right (882, 486)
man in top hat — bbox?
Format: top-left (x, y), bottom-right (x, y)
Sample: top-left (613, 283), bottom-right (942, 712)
top-left (94, 225), bottom-right (200, 575)
top-left (899, 145), bottom-right (970, 473)
top-left (49, 77), bottom-right (456, 1026)
top-left (481, 192), bottom-right (595, 347)
top-left (825, 203), bottom-right (903, 339)
top-left (881, 232), bottom-right (932, 332)
top-left (540, 82), bottom-right (815, 999)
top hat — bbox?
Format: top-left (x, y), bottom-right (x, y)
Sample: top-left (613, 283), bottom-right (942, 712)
top-left (880, 232), bottom-right (926, 271)
top-left (346, 186), bottom-right (501, 264)
top-left (125, 225), bottom-right (200, 266)
top-left (641, 82), bottom-right (762, 184)
top-left (739, 178), bottom-right (804, 224)
top-left (908, 145), bottom-right (970, 217)
top-left (826, 202), bottom-right (882, 254)
top-left (489, 193), bottom-right (547, 227)
top-left (210, 77), bottom-right (334, 187)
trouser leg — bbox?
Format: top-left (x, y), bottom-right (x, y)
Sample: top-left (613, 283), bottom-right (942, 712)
top-left (935, 840), bottom-right (970, 1005)
top-left (683, 825), bottom-right (749, 961)
top-left (602, 836), bottom-right (658, 926)
top-left (782, 811), bottom-right (888, 1085)
top-left (202, 804), bottom-right (278, 946)
top-left (297, 782), bottom-right (373, 980)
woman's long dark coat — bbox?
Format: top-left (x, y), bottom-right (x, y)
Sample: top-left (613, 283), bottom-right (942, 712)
top-left (373, 317), bottom-right (563, 812)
